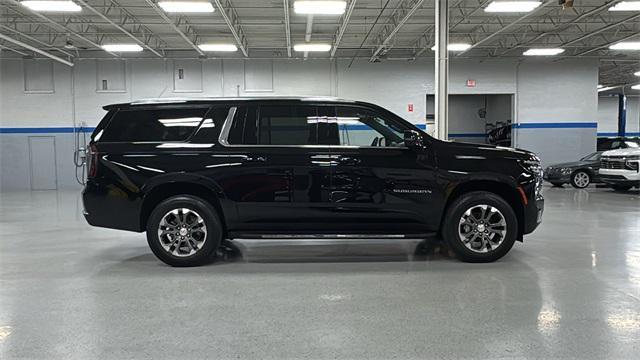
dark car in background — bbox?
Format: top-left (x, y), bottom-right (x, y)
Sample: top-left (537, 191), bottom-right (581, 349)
top-left (82, 97), bottom-right (544, 266)
top-left (597, 137), bottom-right (640, 152)
top-left (543, 152), bottom-right (602, 189)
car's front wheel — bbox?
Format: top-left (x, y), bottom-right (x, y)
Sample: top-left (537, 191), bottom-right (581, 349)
top-left (570, 171), bottom-right (591, 189)
top-left (146, 195), bottom-right (222, 267)
top-left (442, 191), bottom-right (518, 263)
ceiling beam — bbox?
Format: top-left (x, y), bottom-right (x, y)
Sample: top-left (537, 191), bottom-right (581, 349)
top-left (213, 0), bottom-right (249, 57)
top-left (499, 0), bottom-right (623, 56)
top-left (0, 43), bottom-right (29, 56)
top-left (331, 0), bottom-right (357, 58)
top-left (144, 0), bottom-right (205, 56)
top-left (456, 0), bottom-right (555, 56)
top-left (74, 0), bottom-right (164, 57)
top-left (0, 24), bottom-right (75, 57)
top-left (0, 32), bottom-right (74, 66)
top-left (561, 12), bottom-right (640, 48)
top-left (5, 0), bottom-right (118, 56)
top-left (283, 0), bottom-right (291, 57)
top-left (370, 0), bottom-right (425, 62)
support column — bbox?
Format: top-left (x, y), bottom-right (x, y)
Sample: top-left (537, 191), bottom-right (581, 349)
top-left (618, 94), bottom-right (626, 137)
top-left (435, 0), bottom-right (449, 140)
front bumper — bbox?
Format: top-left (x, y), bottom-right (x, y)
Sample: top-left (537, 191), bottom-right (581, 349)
top-left (543, 172), bottom-right (570, 184)
top-left (523, 196), bottom-right (544, 235)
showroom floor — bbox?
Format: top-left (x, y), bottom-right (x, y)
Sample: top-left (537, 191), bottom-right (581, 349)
top-left (0, 186), bottom-right (639, 359)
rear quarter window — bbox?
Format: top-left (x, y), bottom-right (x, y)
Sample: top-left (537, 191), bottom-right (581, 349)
top-left (99, 106), bottom-right (209, 142)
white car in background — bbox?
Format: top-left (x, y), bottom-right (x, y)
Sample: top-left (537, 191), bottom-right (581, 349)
top-left (599, 147), bottom-right (640, 192)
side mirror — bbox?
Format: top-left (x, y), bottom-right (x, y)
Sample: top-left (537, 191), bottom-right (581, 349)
top-left (404, 130), bottom-right (424, 149)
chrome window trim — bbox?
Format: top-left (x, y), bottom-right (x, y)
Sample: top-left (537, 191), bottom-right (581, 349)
top-left (217, 105), bottom-right (409, 150)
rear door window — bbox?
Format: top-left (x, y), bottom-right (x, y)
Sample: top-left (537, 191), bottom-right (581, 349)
top-left (227, 104), bottom-right (318, 146)
top-left (100, 106), bottom-right (209, 142)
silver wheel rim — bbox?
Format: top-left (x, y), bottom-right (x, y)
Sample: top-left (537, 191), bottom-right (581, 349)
top-left (458, 205), bottom-right (507, 254)
top-left (157, 208), bottom-right (207, 257)
top-left (574, 172), bottom-right (589, 188)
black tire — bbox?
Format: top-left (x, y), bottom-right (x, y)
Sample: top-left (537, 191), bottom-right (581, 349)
top-left (611, 185), bottom-right (632, 192)
top-left (551, 182), bottom-right (564, 187)
top-left (146, 195), bottom-right (222, 267)
top-left (442, 191), bottom-right (518, 263)
top-left (570, 171), bottom-right (591, 189)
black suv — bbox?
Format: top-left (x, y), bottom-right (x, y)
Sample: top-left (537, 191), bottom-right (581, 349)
top-left (83, 97), bottom-right (544, 266)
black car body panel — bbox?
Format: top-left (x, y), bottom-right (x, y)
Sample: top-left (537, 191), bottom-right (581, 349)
top-left (543, 152), bottom-right (602, 185)
top-left (82, 98), bottom-right (544, 240)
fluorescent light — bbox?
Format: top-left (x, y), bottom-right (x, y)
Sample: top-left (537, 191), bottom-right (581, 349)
top-left (598, 86), bottom-right (616, 92)
top-left (609, 42), bottom-right (640, 50)
top-left (635, 71), bottom-right (640, 77)
top-left (523, 48), bottom-right (565, 56)
top-left (431, 43), bottom-right (472, 51)
top-left (21, 1), bottom-right (81, 12)
top-left (294, 1), bottom-right (346, 15)
top-left (158, 1), bottom-right (214, 13)
top-left (293, 43), bottom-right (332, 52)
top-left (609, 1), bottom-right (640, 11)
top-left (485, 1), bottom-right (541, 13)
top-left (198, 43), bottom-right (238, 52)
top-left (101, 44), bottom-right (143, 52)
top-left (597, 84), bottom-right (604, 89)
top-left (632, 84), bottom-right (640, 90)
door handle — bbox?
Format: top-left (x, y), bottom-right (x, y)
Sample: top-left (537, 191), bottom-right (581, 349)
top-left (338, 156), bottom-right (361, 165)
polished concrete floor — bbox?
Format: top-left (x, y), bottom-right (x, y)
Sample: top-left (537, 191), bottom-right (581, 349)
top-left (0, 186), bottom-right (639, 359)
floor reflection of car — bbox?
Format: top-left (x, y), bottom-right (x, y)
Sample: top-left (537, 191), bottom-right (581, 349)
top-left (543, 152), bottom-right (602, 188)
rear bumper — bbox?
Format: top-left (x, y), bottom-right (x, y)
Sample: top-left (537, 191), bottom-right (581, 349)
top-left (82, 179), bottom-right (144, 232)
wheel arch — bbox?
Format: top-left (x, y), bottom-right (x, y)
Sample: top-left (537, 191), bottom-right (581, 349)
top-left (140, 177), bottom-right (227, 235)
top-left (441, 180), bottom-right (525, 240)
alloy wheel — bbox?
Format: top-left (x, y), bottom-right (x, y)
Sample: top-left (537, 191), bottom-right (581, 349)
top-left (573, 172), bottom-right (590, 188)
top-left (458, 204), bottom-right (507, 254)
top-left (157, 208), bottom-right (207, 257)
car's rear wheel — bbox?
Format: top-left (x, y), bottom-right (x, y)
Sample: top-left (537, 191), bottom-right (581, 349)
top-left (570, 171), bottom-right (590, 189)
top-left (146, 195), bottom-right (222, 267)
top-left (442, 191), bottom-right (518, 263)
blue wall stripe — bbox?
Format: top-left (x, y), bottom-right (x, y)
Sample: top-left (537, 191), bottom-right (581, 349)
top-left (598, 132), bottom-right (640, 137)
top-left (0, 127), bottom-right (95, 134)
top-left (514, 122), bottom-right (597, 129)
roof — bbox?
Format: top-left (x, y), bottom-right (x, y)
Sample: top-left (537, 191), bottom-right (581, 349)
top-left (103, 96), bottom-right (358, 109)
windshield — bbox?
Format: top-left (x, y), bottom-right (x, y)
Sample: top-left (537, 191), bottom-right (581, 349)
top-left (625, 140), bottom-right (639, 148)
top-left (580, 152), bottom-right (601, 161)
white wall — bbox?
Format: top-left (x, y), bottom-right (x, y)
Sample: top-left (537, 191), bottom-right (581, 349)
top-left (597, 96), bottom-right (640, 135)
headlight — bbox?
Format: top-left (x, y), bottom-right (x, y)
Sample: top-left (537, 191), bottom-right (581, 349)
top-left (626, 161), bottom-right (639, 171)
top-left (522, 158), bottom-right (543, 198)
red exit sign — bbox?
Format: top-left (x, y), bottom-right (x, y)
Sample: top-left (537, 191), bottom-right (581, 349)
top-left (466, 79), bottom-right (477, 88)
top-left (408, 103), bottom-right (414, 112)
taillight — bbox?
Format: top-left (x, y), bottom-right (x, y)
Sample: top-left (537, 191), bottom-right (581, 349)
top-left (88, 144), bottom-right (99, 178)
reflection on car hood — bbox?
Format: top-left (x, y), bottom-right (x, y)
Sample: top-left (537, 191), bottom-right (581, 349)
top-left (547, 161), bottom-right (594, 169)
top-left (602, 148), bottom-right (640, 157)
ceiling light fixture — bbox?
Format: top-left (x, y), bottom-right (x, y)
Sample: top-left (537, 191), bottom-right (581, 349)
top-left (21, 1), bottom-right (81, 12)
top-left (523, 48), bottom-right (565, 56)
top-left (158, 1), bottom-right (214, 13)
top-left (598, 86), bottom-right (616, 92)
top-left (101, 44), bottom-right (144, 52)
top-left (485, 1), bottom-right (541, 13)
top-left (609, 42), bottom-right (640, 50)
top-left (609, 1), bottom-right (640, 11)
top-left (431, 43), bottom-right (472, 52)
top-left (632, 84), bottom-right (640, 90)
top-left (635, 71), bottom-right (640, 77)
top-left (293, 43), bottom-right (332, 52)
top-left (198, 43), bottom-right (238, 52)
top-left (294, 1), bottom-right (346, 15)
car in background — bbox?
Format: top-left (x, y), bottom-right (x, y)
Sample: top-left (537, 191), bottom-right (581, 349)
top-left (599, 148), bottom-right (640, 192)
top-left (597, 137), bottom-right (640, 151)
top-left (543, 152), bottom-right (602, 189)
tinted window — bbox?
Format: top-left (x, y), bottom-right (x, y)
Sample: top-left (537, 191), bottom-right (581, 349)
top-left (228, 104), bottom-right (317, 145)
top-left (326, 107), bottom-right (405, 147)
top-left (190, 106), bottom-right (232, 143)
top-left (100, 107), bottom-right (209, 142)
